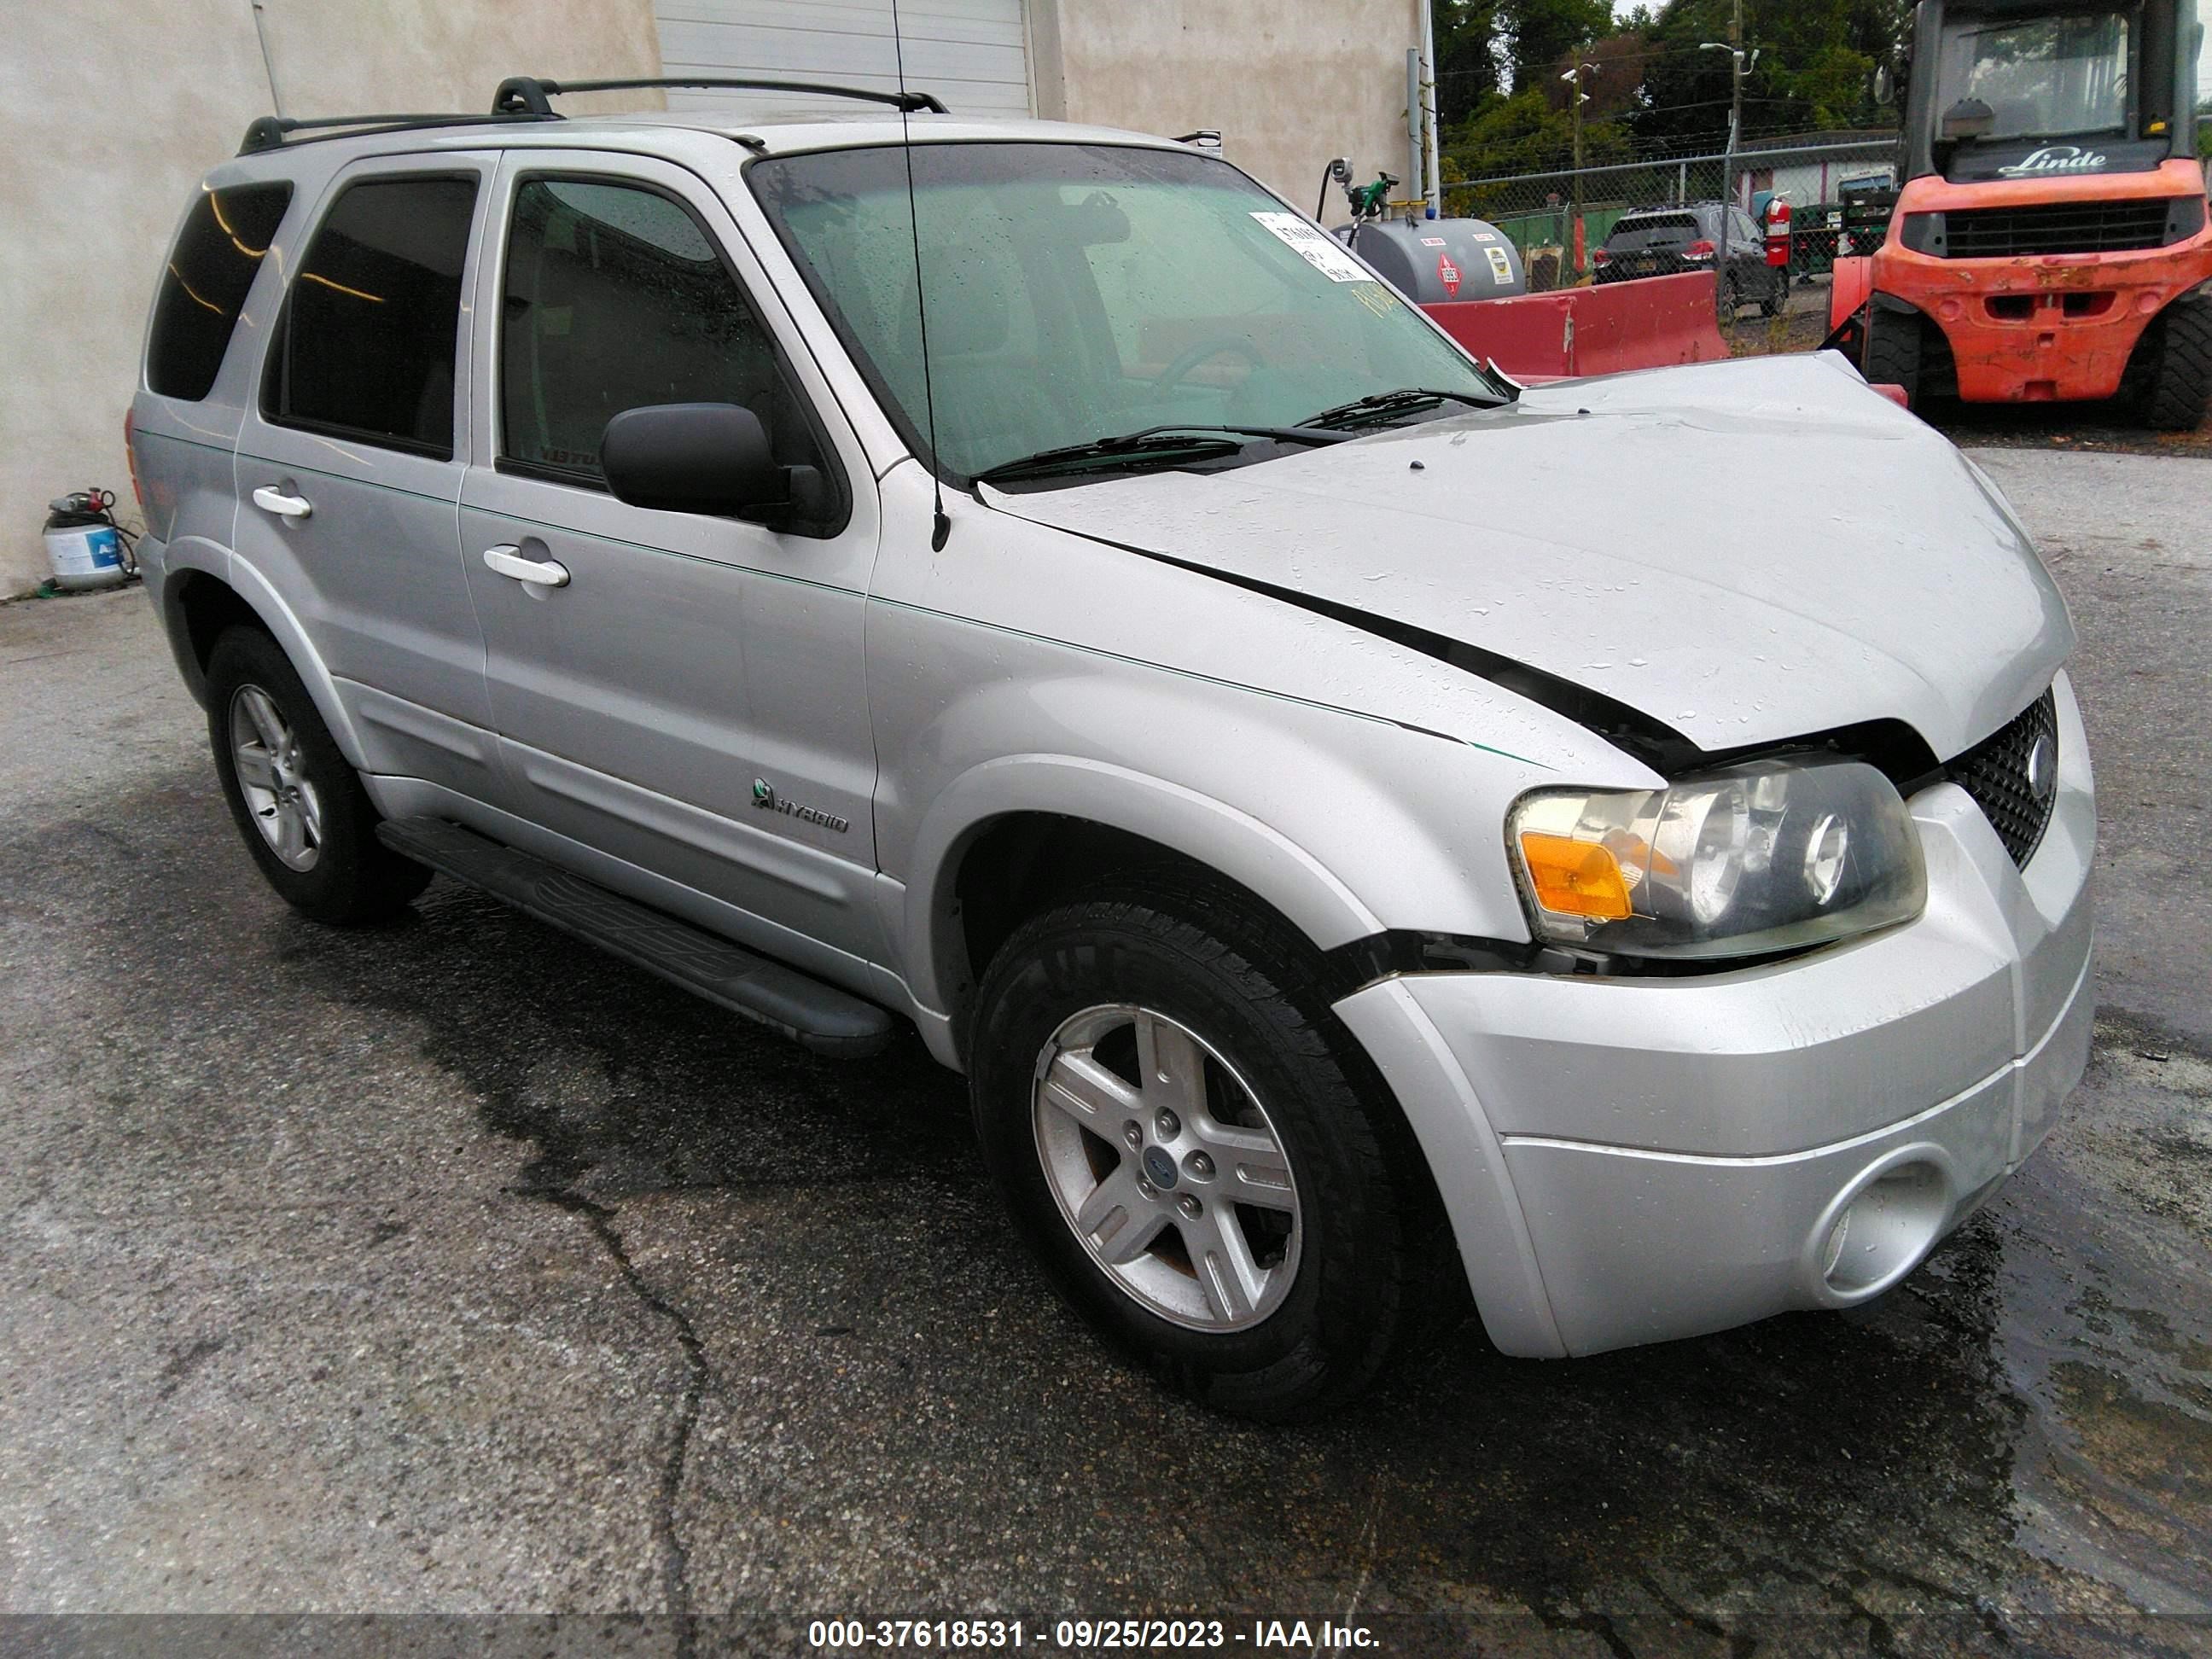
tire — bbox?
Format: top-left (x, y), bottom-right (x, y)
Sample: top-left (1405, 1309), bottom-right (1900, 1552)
top-left (205, 626), bottom-right (431, 925)
top-left (2140, 300), bottom-right (2212, 433)
top-left (1718, 272), bottom-right (1742, 317)
top-left (1861, 308), bottom-right (1924, 408)
top-left (1759, 268), bottom-right (1787, 318)
top-left (967, 875), bottom-right (1429, 1421)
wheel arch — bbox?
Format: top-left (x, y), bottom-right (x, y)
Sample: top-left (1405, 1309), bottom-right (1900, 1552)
top-left (901, 757), bottom-right (1388, 1065)
top-left (158, 550), bottom-right (370, 769)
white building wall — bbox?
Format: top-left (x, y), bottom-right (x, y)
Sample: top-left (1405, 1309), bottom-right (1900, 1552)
top-left (0, 0), bottom-right (662, 598)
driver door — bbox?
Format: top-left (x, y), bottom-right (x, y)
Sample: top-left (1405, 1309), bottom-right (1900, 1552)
top-left (457, 153), bottom-right (883, 973)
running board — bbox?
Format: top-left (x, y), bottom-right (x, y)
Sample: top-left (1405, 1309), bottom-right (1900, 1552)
top-left (375, 816), bottom-right (894, 1059)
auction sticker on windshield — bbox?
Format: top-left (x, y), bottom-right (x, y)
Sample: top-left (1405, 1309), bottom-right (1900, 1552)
top-left (1250, 212), bottom-right (1375, 282)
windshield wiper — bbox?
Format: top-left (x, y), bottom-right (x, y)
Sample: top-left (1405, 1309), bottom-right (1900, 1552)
top-left (1297, 387), bottom-right (1501, 430)
top-left (972, 423), bottom-right (1349, 486)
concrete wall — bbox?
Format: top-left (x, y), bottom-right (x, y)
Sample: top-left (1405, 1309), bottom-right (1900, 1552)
top-left (0, 0), bottom-right (661, 597)
top-left (1037, 0), bottom-right (1422, 212)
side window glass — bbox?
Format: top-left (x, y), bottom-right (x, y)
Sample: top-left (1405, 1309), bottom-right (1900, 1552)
top-left (499, 178), bottom-right (824, 487)
top-left (264, 174), bottom-right (479, 457)
top-left (148, 182), bottom-right (294, 400)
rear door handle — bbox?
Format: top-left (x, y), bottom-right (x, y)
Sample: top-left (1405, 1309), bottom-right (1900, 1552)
top-left (251, 486), bottom-right (312, 521)
top-left (482, 544), bottom-right (570, 588)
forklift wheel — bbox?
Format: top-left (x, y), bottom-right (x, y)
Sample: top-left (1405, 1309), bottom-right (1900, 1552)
top-left (1861, 311), bottom-right (1922, 409)
top-left (2141, 300), bottom-right (2212, 432)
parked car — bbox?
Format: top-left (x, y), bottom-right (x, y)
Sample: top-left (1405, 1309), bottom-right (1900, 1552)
top-left (129, 82), bottom-right (2093, 1420)
top-left (1594, 201), bottom-right (1789, 316)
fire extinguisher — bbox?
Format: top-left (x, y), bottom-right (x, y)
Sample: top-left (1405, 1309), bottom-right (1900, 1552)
top-left (1764, 199), bottom-right (1793, 270)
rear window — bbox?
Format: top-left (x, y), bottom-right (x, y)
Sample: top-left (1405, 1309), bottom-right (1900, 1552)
top-left (1607, 213), bottom-right (1700, 247)
top-left (146, 183), bottom-right (294, 401)
top-left (262, 174), bottom-right (479, 458)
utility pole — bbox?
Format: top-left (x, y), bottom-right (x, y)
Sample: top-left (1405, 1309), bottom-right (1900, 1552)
top-left (1560, 57), bottom-right (1596, 280)
top-left (1702, 9), bottom-right (1757, 316)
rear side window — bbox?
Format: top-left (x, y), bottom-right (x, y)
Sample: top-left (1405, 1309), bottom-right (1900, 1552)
top-left (264, 175), bottom-right (479, 458)
top-left (146, 183), bottom-right (293, 400)
top-left (498, 177), bottom-right (826, 489)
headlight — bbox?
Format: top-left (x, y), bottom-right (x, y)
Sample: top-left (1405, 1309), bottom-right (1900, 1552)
top-left (1507, 759), bottom-right (1925, 960)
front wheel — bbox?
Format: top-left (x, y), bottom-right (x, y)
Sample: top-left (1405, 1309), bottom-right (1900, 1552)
top-left (206, 626), bottom-right (431, 924)
top-left (967, 880), bottom-right (1428, 1420)
top-left (1759, 268), bottom-right (1787, 317)
top-left (2140, 300), bottom-right (2212, 432)
top-left (1861, 309), bottom-right (1924, 408)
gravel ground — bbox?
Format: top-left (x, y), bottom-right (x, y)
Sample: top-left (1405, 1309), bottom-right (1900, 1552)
top-left (0, 449), bottom-right (2207, 1657)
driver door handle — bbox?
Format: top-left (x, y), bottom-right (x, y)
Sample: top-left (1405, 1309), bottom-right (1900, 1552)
top-left (482, 544), bottom-right (570, 588)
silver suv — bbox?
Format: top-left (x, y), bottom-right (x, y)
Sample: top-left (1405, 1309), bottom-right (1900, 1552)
top-left (130, 80), bottom-right (2094, 1418)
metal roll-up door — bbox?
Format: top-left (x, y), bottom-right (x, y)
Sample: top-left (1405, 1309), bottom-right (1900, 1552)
top-left (654, 0), bottom-right (1033, 119)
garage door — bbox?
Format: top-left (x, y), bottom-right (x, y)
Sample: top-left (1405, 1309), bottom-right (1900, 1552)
top-left (654, 0), bottom-right (1032, 120)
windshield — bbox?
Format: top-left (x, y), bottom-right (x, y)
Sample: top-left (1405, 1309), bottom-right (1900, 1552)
top-left (748, 143), bottom-right (1493, 483)
top-left (1938, 10), bottom-right (2133, 141)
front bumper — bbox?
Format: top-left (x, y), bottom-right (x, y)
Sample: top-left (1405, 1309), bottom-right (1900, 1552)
top-left (1336, 673), bottom-right (2096, 1359)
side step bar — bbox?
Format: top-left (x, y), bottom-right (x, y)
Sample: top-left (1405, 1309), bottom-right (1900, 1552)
top-left (375, 817), bottom-right (895, 1059)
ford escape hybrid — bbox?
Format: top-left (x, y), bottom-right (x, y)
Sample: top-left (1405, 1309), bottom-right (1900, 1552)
top-left (129, 79), bottom-right (2094, 1418)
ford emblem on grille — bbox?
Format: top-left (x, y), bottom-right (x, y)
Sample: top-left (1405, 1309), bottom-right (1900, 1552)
top-left (2025, 731), bottom-right (2058, 804)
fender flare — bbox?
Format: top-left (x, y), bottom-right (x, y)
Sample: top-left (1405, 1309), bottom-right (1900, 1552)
top-left (898, 753), bottom-right (1387, 1026)
top-left (159, 544), bottom-right (371, 771)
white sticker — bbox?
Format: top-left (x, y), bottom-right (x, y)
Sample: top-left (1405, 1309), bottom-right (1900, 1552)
top-left (1485, 245), bottom-right (1513, 281)
top-left (1250, 212), bottom-right (1376, 282)
top-left (1419, 236), bottom-right (1447, 247)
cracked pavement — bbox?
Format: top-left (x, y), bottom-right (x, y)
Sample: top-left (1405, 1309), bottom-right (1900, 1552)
top-left (0, 449), bottom-right (2207, 1656)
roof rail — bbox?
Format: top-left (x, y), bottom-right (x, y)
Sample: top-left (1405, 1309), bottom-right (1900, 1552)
top-left (490, 75), bottom-right (949, 117)
top-left (238, 110), bottom-right (559, 155)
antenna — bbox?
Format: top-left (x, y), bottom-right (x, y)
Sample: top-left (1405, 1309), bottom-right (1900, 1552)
top-left (891, 0), bottom-right (952, 550)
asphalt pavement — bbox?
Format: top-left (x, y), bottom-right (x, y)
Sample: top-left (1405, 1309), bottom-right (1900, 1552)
top-left (1, 449), bottom-right (2206, 1657)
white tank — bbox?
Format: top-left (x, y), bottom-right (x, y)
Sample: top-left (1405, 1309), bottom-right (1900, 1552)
top-left (42, 498), bottom-right (132, 592)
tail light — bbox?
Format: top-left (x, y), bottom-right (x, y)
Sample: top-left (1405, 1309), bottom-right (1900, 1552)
top-left (1685, 239), bottom-right (1717, 261)
top-left (123, 409), bottom-right (145, 516)
top-left (1592, 247), bottom-right (1612, 265)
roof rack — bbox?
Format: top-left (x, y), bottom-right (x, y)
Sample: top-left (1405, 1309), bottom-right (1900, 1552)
top-left (238, 110), bottom-right (559, 155)
top-left (491, 75), bottom-right (949, 117)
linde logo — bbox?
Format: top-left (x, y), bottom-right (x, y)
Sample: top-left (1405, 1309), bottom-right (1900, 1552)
top-left (1996, 145), bottom-right (2110, 178)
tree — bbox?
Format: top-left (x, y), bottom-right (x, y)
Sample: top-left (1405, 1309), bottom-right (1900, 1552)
top-left (1434, 0), bottom-right (1505, 130)
top-left (1500, 0), bottom-right (1616, 89)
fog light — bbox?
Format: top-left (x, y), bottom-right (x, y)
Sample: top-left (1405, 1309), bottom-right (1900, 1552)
top-left (1808, 1152), bottom-right (1953, 1302)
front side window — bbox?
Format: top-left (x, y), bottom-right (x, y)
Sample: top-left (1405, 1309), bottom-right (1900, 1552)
top-left (1941, 11), bottom-right (2133, 140)
top-left (263, 174), bottom-right (479, 457)
top-left (749, 143), bottom-right (1496, 483)
top-left (148, 182), bottom-right (293, 401)
top-left (499, 177), bottom-right (824, 489)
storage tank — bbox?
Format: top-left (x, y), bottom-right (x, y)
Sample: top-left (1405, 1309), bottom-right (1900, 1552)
top-left (1345, 220), bottom-right (1527, 304)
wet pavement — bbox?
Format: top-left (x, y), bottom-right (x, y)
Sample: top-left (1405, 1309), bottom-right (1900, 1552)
top-left (1, 450), bottom-right (2206, 1656)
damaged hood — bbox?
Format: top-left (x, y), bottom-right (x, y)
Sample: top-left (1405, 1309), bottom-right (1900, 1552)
top-left (982, 352), bottom-right (2071, 763)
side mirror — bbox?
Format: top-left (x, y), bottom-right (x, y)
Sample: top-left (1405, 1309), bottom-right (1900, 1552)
top-left (1940, 98), bottom-right (1995, 142)
top-left (600, 402), bottom-right (825, 524)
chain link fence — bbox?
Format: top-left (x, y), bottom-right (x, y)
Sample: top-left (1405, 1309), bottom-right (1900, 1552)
top-left (1440, 138), bottom-right (1904, 294)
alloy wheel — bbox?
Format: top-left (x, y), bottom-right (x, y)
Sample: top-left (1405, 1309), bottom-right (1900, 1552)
top-left (228, 684), bottom-right (323, 871)
top-left (1031, 1004), bottom-right (1302, 1331)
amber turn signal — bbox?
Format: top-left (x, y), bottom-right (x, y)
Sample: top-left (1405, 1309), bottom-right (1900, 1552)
top-left (1517, 831), bottom-right (1634, 921)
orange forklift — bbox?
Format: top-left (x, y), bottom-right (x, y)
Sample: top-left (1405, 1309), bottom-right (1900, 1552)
top-left (1831, 0), bottom-right (2212, 427)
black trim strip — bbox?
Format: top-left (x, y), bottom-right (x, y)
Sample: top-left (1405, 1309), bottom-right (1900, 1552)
top-left (1032, 521), bottom-right (1951, 786)
top-left (1320, 927), bottom-right (1829, 997)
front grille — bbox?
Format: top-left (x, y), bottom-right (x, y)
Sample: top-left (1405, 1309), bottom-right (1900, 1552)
top-left (1942, 199), bottom-right (2171, 258)
top-left (1947, 689), bottom-right (2058, 866)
